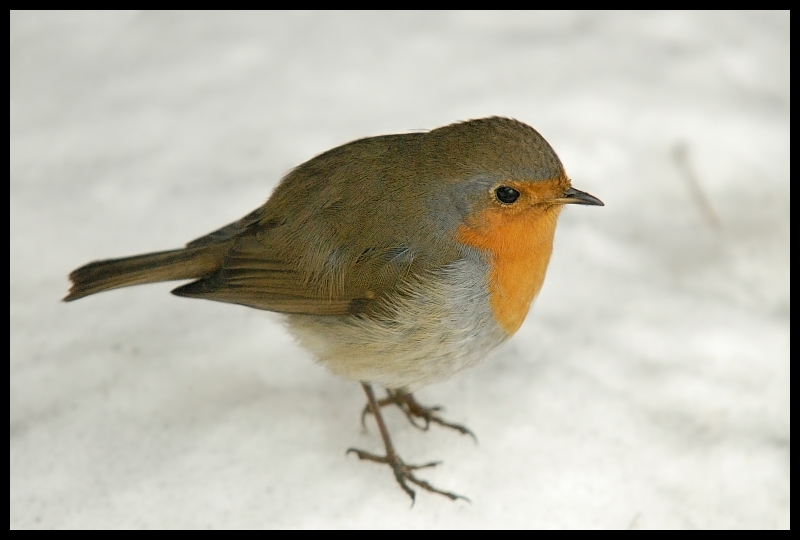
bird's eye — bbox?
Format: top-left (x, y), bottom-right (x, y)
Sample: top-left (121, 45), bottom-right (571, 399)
top-left (495, 186), bottom-right (520, 204)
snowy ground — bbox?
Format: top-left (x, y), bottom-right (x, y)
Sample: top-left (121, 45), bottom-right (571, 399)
top-left (10, 11), bottom-right (789, 529)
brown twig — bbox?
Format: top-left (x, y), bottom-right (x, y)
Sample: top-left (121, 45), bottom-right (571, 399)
top-left (672, 142), bottom-right (722, 230)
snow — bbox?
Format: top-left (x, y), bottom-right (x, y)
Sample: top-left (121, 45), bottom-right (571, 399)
top-left (10, 11), bottom-right (789, 528)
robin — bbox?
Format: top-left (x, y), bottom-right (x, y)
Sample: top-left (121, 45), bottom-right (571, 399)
top-left (65, 117), bottom-right (603, 502)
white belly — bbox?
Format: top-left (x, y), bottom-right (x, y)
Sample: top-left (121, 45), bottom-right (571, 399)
top-left (285, 258), bottom-right (508, 391)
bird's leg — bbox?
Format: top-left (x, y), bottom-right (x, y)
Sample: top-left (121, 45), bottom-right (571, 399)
top-left (360, 388), bottom-right (476, 441)
top-left (347, 382), bottom-right (468, 504)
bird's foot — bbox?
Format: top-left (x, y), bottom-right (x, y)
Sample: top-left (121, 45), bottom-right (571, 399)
top-left (346, 447), bottom-right (468, 504)
top-left (361, 389), bottom-right (477, 441)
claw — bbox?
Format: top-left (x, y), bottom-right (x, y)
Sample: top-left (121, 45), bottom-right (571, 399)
top-left (347, 448), bottom-right (468, 503)
top-left (351, 383), bottom-right (471, 503)
top-left (361, 389), bottom-right (478, 442)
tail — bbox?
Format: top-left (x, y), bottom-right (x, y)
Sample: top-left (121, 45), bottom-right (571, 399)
top-left (64, 246), bottom-right (226, 302)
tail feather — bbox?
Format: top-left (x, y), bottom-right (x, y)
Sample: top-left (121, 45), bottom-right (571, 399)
top-left (64, 246), bottom-right (226, 302)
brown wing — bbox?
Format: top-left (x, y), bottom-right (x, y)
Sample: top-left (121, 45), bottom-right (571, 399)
top-left (172, 216), bottom-right (421, 317)
top-left (170, 131), bottom-right (462, 316)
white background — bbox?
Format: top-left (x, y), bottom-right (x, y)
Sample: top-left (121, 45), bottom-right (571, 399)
top-left (10, 11), bottom-right (789, 528)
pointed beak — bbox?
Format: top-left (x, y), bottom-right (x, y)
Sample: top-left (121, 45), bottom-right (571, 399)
top-left (556, 187), bottom-right (604, 206)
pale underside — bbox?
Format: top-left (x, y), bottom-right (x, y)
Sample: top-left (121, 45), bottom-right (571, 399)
top-left (286, 255), bottom-right (508, 391)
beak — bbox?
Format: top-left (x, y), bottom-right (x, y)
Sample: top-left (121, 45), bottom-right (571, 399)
top-left (556, 187), bottom-right (604, 206)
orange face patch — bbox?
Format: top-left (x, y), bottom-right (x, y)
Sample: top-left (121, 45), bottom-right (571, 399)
top-left (456, 178), bottom-right (569, 335)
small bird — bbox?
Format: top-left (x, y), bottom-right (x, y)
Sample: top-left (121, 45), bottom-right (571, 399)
top-left (65, 117), bottom-right (603, 502)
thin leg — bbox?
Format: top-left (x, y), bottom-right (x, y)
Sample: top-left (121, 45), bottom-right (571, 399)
top-left (347, 382), bottom-right (468, 504)
top-left (361, 388), bottom-right (477, 442)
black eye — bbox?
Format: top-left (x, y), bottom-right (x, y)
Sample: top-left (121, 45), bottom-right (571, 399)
top-left (495, 186), bottom-right (520, 204)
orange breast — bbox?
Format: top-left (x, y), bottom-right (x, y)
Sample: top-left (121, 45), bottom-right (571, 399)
top-left (457, 191), bottom-right (563, 335)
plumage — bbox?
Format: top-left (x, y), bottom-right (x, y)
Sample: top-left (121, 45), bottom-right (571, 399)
top-left (65, 116), bottom-right (603, 501)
